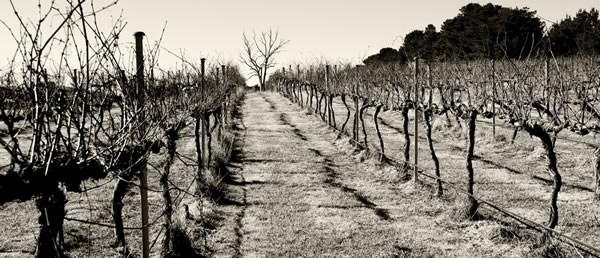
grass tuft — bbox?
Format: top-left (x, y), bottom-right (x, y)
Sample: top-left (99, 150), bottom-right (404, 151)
top-left (165, 222), bottom-right (205, 258)
top-left (529, 242), bottom-right (566, 258)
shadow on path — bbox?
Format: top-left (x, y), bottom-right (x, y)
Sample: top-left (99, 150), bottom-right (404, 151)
top-left (310, 150), bottom-right (393, 221)
top-left (279, 113), bottom-right (308, 141)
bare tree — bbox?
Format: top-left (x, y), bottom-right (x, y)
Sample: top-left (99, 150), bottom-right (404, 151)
top-left (240, 29), bottom-right (288, 91)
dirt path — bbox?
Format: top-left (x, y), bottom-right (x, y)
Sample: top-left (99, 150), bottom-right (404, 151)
top-left (211, 92), bottom-right (534, 257)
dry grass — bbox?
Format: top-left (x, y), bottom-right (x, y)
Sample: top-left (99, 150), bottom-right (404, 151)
top-left (0, 104), bottom-right (241, 257)
top-left (339, 95), bottom-right (600, 240)
top-left (2, 91), bottom-right (599, 256)
top-left (204, 92), bottom-right (587, 257)
top-left (270, 92), bottom-right (600, 256)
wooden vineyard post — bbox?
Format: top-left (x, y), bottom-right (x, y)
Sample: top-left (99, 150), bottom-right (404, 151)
top-left (134, 31), bottom-right (150, 258)
top-left (282, 67), bottom-right (286, 97)
top-left (581, 75), bottom-right (587, 125)
top-left (215, 66), bottom-right (221, 139)
top-left (295, 64), bottom-right (300, 107)
top-left (201, 58), bottom-right (206, 97)
top-left (222, 64), bottom-right (227, 126)
top-left (427, 64), bottom-right (432, 107)
top-left (289, 64), bottom-right (292, 97)
top-left (200, 58), bottom-right (207, 169)
top-left (492, 59), bottom-right (496, 141)
top-left (325, 65), bottom-right (331, 126)
top-left (354, 65), bottom-right (360, 145)
top-left (194, 59), bottom-right (206, 197)
top-left (413, 58), bottom-right (419, 182)
top-left (544, 58), bottom-right (550, 108)
top-left (216, 67), bottom-right (220, 85)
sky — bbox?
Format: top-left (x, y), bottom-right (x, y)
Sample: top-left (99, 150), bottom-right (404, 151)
top-left (0, 0), bottom-right (598, 85)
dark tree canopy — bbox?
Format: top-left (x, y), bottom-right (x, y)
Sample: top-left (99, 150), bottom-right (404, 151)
top-left (402, 30), bottom-right (425, 60)
top-left (548, 8), bottom-right (600, 56)
top-left (438, 3), bottom-right (544, 59)
top-left (364, 3), bottom-right (559, 65)
top-left (400, 24), bottom-right (440, 61)
top-left (363, 47), bottom-right (407, 66)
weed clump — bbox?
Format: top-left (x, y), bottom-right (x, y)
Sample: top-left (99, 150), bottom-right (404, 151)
top-left (164, 222), bottom-right (205, 258)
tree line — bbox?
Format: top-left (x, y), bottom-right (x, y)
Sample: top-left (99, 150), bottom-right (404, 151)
top-left (363, 3), bottom-right (600, 65)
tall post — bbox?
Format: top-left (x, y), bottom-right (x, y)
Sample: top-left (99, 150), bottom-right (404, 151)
top-left (221, 64), bottom-right (226, 125)
top-left (325, 65), bottom-right (330, 92)
top-left (427, 64), bottom-right (432, 106)
top-left (325, 65), bottom-right (331, 126)
top-left (200, 58), bottom-right (207, 168)
top-left (544, 58), bottom-right (550, 109)
top-left (150, 67), bottom-right (154, 86)
top-left (289, 64), bottom-right (293, 96)
top-left (297, 64), bottom-right (303, 106)
top-left (354, 65), bottom-right (360, 144)
top-left (258, 67), bottom-right (263, 91)
top-left (216, 67), bottom-right (220, 85)
top-left (296, 64), bottom-right (301, 101)
top-left (73, 69), bottom-right (78, 87)
top-left (413, 58), bottom-right (419, 182)
top-left (282, 67), bottom-right (286, 96)
top-left (221, 65), bottom-right (226, 85)
top-left (134, 31), bottom-right (150, 258)
top-left (200, 58), bottom-right (206, 95)
top-left (492, 59), bottom-right (496, 140)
